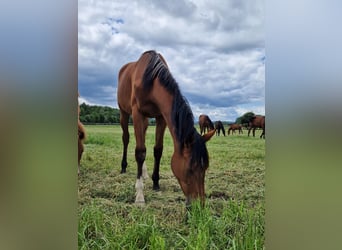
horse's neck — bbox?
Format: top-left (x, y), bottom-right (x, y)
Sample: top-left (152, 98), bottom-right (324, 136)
top-left (151, 83), bottom-right (182, 154)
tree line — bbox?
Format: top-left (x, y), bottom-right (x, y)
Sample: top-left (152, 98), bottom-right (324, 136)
top-left (234, 112), bottom-right (256, 126)
top-left (79, 103), bottom-right (258, 126)
top-left (79, 103), bottom-right (127, 124)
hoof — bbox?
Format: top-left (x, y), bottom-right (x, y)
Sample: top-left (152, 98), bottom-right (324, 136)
top-left (120, 169), bottom-right (126, 174)
top-left (153, 184), bottom-right (160, 191)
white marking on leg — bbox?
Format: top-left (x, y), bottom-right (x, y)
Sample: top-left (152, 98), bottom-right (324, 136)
top-left (135, 177), bottom-right (145, 204)
top-left (142, 161), bottom-right (149, 179)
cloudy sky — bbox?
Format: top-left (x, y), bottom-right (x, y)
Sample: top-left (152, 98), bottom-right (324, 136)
top-left (78, 0), bottom-right (264, 122)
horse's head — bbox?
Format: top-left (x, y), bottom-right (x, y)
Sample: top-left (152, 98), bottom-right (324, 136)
top-left (171, 129), bottom-right (215, 206)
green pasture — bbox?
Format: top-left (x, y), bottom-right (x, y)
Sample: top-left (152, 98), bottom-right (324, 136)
top-left (78, 125), bottom-right (265, 249)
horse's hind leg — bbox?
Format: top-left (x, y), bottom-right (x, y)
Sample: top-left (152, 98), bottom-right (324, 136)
top-left (120, 110), bottom-right (130, 173)
top-left (152, 116), bottom-right (166, 190)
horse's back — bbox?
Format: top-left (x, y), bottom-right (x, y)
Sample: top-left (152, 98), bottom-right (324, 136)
top-left (230, 123), bottom-right (238, 129)
top-left (250, 115), bottom-right (265, 128)
top-left (199, 114), bottom-right (209, 124)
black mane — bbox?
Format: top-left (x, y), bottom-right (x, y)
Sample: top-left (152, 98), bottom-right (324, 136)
top-left (141, 50), bottom-right (209, 169)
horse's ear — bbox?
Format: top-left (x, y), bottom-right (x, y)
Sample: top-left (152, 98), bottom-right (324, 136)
top-left (202, 129), bottom-right (216, 142)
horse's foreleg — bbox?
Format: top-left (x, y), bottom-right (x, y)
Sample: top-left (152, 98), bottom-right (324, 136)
top-left (253, 128), bottom-right (256, 137)
top-left (133, 111), bottom-right (148, 204)
top-left (152, 116), bottom-right (166, 190)
top-left (135, 148), bottom-right (146, 203)
top-left (120, 111), bottom-right (130, 173)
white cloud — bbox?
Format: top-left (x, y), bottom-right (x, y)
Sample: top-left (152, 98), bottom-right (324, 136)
top-left (78, 0), bottom-right (264, 121)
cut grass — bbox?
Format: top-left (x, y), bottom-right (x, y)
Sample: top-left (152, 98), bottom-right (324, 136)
top-left (78, 200), bottom-right (264, 249)
top-left (78, 125), bottom-right (265, 249)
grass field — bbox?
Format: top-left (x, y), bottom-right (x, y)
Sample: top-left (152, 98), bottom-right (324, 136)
top-left (78, 125), bottom-right (265, 249)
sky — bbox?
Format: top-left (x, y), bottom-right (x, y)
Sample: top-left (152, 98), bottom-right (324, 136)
top-left (78, 0), bottom-right (264, 122)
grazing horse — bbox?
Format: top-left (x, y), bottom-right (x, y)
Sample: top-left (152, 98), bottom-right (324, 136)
top-left (117, 50), bottom-right (215, 206)
top-left (248, 115), bottom-right (265, 139)
top-left (198, 114), bottom-right (215, 135)
top-left (214, 121), bottom-right (225, 136)
top-left (228, 124), bottom-right (243, 135)
top-left (78, 92), bottom-right (86, 175)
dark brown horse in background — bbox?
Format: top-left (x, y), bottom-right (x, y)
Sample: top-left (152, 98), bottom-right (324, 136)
top-left (214, 121), bottom-right (225, 136)
top-left (198, 114), bottom-right (215, 135)
top-left (228, 124), bottom-right (243, 135)
top-left (248, 115), bottom-right (265, 138)
top-left (117, 50), bottom-right (215, 206)
top-left (78, 92), bottom-right (86, 175)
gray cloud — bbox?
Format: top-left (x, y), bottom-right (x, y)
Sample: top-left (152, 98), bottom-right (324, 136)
top-left (78, 0), bottom-right (264, 121)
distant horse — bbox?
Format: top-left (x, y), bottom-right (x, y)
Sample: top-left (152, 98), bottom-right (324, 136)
top-left (248, 115), bottom-right (265, 139)
top-left (228, 124), bottom-right (243, 135)
top-left (198, 114), bottom-right (215, 135)
top-left (117, 50), bottom-right (215, 206)
top-left (78, 92), bottom-right (86, 175)
top-left (214, 121), bottom-right (225, 136)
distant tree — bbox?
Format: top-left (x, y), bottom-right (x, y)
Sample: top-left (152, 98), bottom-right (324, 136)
top-left (78, 103), bottom-right (121, 124)
top-left (235, 112), bottom-right (255, 125)
top-left (113, 116), bottom-right (120, 124)
top-left (149, 118), bottom-right (156, 125)
top-left (107, 115), bottom-right (114, 123)
top-left (83, 114), bottom-right (92, 123)
top-left (235, 117), bottom-right (243, 124)
top-left (78, 103), bottom-right (160, 124)
top-left (98, 113), bottom-right (105, 123)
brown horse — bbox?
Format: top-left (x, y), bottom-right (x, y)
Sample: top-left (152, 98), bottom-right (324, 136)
top-left (228, 124), bottom-right (243, 135)
top-left (78, 92), bottom-right (86, 175)
top-left (214, 121), bottom-right (225, 136)
top-left (248, 115), bottom-right (265, 138)
top-left (198, 114), bottom-right (215, 135)
top-left (117, 50), bottom-right (215, 206)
